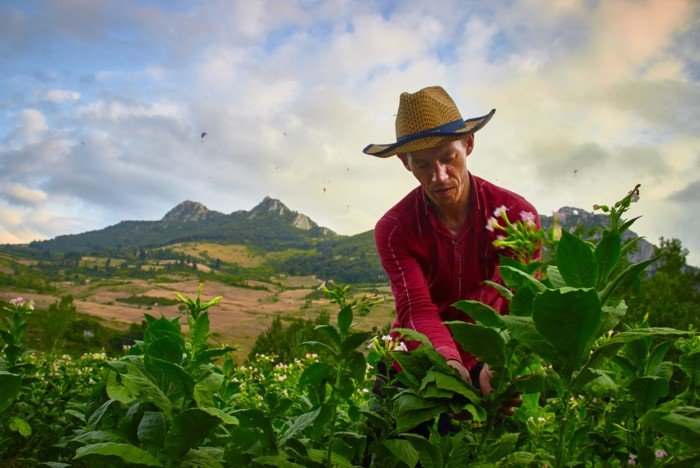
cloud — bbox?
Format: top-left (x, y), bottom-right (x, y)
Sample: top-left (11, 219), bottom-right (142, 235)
top-left (45, 89), bottom-right (80, 102)
top-left (2, 183), bottom-right (47, 205)
top-left (0, 0), bottom-right (698, 266)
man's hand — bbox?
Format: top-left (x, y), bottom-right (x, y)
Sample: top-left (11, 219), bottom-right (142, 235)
top-left (447, 359), bottom-right (471, 385)
top-left (479, 363), bottom-right (523, 416)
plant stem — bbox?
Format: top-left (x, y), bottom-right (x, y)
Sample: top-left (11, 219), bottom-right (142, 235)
top-left (326, 361), bottom-right (344, 466)
top-left (555, 391), bottom-right (571, 468)
top-left (474, 408), bottom-right (497, 462)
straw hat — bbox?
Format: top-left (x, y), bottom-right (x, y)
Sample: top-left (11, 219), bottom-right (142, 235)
top-left (363, 86), bottom-right (495, 158)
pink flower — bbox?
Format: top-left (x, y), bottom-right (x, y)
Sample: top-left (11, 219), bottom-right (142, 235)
top-left (655, 450), bottom-right (667, 458)
top-left (519, 211), bottom-right (537, 228)
top-left (627, 454), bottom-right (637, 465)
top-left (395, 342), bottom-right (408, 352)
top-left (9, 297), bottom-right (24, 306)
top-left (493, 205), bottom-right (508, 218)
top-left (486, 217), bottom-right (501, 232)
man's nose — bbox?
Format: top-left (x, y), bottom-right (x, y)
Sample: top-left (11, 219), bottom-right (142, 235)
top-left (431, 162), bottom-right (448, 183)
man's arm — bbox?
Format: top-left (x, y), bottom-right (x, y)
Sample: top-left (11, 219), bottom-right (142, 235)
top-left (374, 216), bottom-right (462, 364)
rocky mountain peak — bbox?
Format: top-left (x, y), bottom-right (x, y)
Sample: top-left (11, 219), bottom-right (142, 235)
top-left (251, 196), bottom-right (290, 216)
top-left (161, 200), bottom-right (210, 222)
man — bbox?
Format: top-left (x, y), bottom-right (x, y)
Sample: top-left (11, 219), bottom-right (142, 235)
top-left (363, 86), bottom-right (539, 396)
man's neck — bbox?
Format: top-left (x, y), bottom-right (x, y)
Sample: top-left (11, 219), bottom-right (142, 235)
top-left (431, 179), bottom-right (471, 237)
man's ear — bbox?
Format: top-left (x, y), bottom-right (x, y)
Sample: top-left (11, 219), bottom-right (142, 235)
top-left (465, 134), bottom-right (475, 157)
top-left (397, 153), bottom-right (411, 171)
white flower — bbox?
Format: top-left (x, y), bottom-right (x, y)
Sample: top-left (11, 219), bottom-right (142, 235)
top-left (395, 342), bottom-right (409, 352)
top-left (381, 335), bottom-right (392, 342)
top-left (277, 374), bottom-right (287, 382)
top-left (655, 450), bottom-right (667, 458)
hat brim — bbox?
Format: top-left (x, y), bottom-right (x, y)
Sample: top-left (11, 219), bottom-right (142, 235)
top-left (363, 109), bottom-right (495, 158)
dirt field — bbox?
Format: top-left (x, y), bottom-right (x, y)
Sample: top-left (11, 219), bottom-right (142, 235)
top-left (1, 276), bottom-right (395, 360)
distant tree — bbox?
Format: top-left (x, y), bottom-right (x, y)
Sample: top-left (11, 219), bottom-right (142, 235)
top-left (248, 311), bottom-right (331, 363)
top-left (43, 295), bottom-right (78, 357)
top-left (624, 237), bottom-right (699, 330)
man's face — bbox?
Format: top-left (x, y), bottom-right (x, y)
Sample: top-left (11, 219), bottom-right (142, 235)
top-left (402, 135), bottom-right (473, 210)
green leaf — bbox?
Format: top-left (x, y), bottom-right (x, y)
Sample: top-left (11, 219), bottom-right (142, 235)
top-left (193, 372), bottom-right (224, 408)
top-left (533, 288), bottom-right (601, 379)
top-left (198, 406), bottom-right (238, 425)
top-left (510, 288), bottom-right (536, 317)
top-left (545, 265), bottom-right (566, 288)
top-left (381, 439), bottom-right (420, 467)
top-left (146, 335), bottom-right (184, 365)
top-left (70, 430), bottom-right (125, 445)
top-left (499, 266), bottom-right (546, 293)
top-left (144, 356), bottom-right (195, 399)
top-left (87, 398), bottom-right (121, 429)
top-left (279, 407), bottom-right (321, 446)
top-left (640, 408), bottom-right (700, 449)
top-left (300, 340), bottom-right (337, 355)
top-left (501, 315), bottom-right (558, 364)
top-left (498, 451), bottom-right (538, 466)
top-left (484, 280), bottom-right (513, 300)
top-left (599, 255), bottom-right (661, 305)
top-left (9, 417), bottom-right (31, 437)
top-left (402, 433), bottom-right (443, 468)
top-left (452, 300), bottom-right (504, 328)
top-left (300, 362), bottom-right (335, 387)
top-left (599, 302), bottom-right (627, 335)
top-left (315, 324), bottom-right (341, 348)
top-left (647, 341), bottom-right (673, 376)
top-left (122, 367), bottom-right (173, 415)
top-left (595, 229), bottom-right (621, 286)
top-left (557, 230), bottom-right (599, 288)
top-left (194, 346), bottom-right (236, 366)
top-left (165, 408), bottom-right (222, 458)
top-left (679, 349), bottom-right (700, 385)
top-left (344, 349), bottom-right (367, 384)
top-left (251, 455), bottom-right (305, 468)
top-left (571, 368), bottom-right (612, 393)
top-left (394, 327), bottom-right (431, 345)
top-left (0, 371), bottom-right (21, 413)
top-left (422, 370), bottom-right (480, 401)
top-left (485, 432), bottom-right (519, 462)
top-left (394, 404), bottom-right (446, 434)
top-left (74, 442), bottom-right (163, 466)
top-left (338, 305), bottom-right (352, 334)
top-left (106, 371), bottom-right (137, 405)
top-left (446, 322), bottom-right (507, 368)
top-left (137, 411), bottom-right (168, 446)
top-left (190, 312), bottom-right (210, 355)
top-left (340, 331), bottom-right (374, 356)
top-left (182, 447), bottom-right (224, 467)
top-left (629, 376), bottom-right (669, 417)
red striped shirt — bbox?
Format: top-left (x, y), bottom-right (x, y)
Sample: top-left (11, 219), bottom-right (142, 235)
top-left (375, 174), bottom-right (539, 369)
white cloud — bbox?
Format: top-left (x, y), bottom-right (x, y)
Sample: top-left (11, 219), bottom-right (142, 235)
top-left (0, 0), bottom-right (698, 266)
top-left (45, 89), bottom-right (80, 102)
top-left (2, 183), bottom-right (47, 204)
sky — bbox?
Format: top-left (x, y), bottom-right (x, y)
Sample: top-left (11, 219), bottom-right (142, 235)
top-left (1, 0), bottom-right (699, 265)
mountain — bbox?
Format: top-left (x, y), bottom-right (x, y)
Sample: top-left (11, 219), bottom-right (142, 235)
top-left (20, 197), bottom-right (336, 255)
top-left (161, 201), bottom-right (214, 223)
top-left (2, 198), bottom-right (663, 284)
